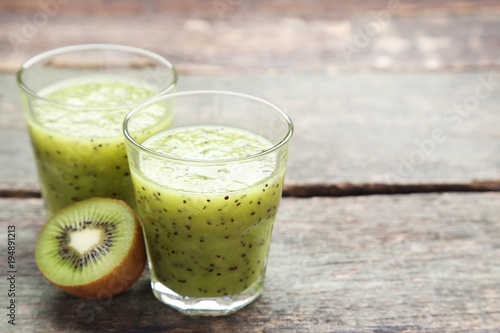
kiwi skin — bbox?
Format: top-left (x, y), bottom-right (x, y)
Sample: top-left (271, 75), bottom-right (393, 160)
top-left (35, 198), bottom-right (147, 299)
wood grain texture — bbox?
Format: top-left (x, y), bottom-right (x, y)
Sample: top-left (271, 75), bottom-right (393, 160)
top-left (0, 193), bottom-right (499, 332)
top-left (2, 72), bottom-right (500, 194)
top-left (2, 0), bottom-right (499, 16)
top-left (1, 4), bottom-right (500, 72)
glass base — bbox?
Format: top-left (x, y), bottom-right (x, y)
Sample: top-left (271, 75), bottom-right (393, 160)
top-left (150, 279), bottom-right (264, 316)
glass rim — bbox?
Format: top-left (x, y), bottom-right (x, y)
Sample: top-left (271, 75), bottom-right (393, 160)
top-left (15, 43), bottom-right (178, 110)
top-left (123, 90), bottom-right (294, 164)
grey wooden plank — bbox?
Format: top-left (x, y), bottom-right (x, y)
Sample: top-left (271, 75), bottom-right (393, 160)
top-left (1, 9), bottom-right (500, 72)
top-left (0, 193), bottom-right (499, 331)
top-left (2, 0), bottom-right (498, 17)
top-left (2, 72), bottom-right (500, 192)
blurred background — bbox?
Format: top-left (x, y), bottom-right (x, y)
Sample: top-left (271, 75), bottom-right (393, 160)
top-left (2, 0), bottom-right (500, 72)
top-left (1, 0), bottom-right (500, 192)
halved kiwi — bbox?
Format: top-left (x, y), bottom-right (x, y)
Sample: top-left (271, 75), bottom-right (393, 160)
top-left (35, 198), bottom-right (146, 299)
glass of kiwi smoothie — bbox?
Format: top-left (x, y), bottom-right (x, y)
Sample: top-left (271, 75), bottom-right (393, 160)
top-left (16, 44), bottom-right (177, 216)
top-left (123, 91), bottom-right (293, 315)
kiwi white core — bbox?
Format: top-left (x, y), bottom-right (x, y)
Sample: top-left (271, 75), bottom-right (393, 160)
top-left (69, 229), bottom-right (103, 254)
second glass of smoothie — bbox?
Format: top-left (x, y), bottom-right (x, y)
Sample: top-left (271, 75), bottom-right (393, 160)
top-left (123, 91), bottom-right (293, 315)
top-left (16, 44), bottom-right (177, 215)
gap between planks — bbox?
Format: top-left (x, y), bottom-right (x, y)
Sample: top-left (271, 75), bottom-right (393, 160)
top-left (1, 180), bottom-right (499, 199)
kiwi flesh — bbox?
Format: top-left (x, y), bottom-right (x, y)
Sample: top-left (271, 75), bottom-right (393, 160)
top-left (35, 198), bottom-right (146, 299)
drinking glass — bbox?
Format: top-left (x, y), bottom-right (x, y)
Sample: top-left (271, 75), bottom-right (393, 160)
top-left (123, 91), bottom-right (293, 315)
top-left (16, 44), bottom-right (177, 215)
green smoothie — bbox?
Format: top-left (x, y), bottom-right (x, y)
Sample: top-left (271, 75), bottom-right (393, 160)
top-left (26, 76), bottom-right (167, 215)
top-left (131, 125), bottom-right (285, 297)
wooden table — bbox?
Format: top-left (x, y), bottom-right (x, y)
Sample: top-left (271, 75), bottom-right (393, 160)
top-left (1, 1), bottom-right (499, 332)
